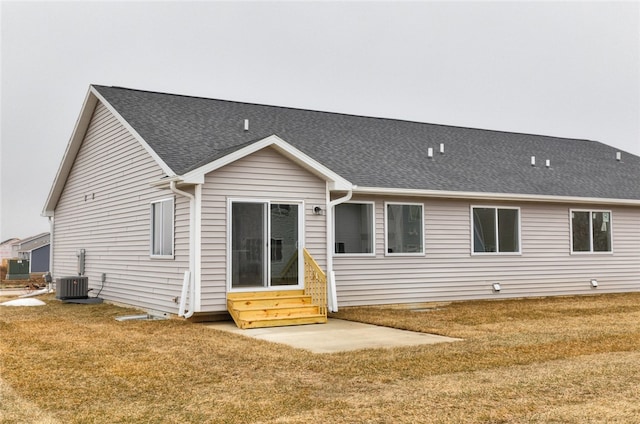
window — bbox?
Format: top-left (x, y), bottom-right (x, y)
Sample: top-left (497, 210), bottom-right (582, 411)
top-left (571, 210), bottom-right (612, 253)
top-left (271, 238), bottom-right (283, 262)
top-left (385, 203), bottom-right (424, 255)
top-left (472, 207), bottom-right (520, 254)
top-left (151, 198), bottom-right (174, 257)
top-left (334, 202), bottom-right (374, 254)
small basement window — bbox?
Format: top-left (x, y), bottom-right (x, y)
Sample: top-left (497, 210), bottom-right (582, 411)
top-left (150, 198), bottom-right (174, 258)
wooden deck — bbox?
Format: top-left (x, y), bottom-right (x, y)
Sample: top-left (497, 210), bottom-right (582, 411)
top-left (227, 290), bottom-right (327, 329)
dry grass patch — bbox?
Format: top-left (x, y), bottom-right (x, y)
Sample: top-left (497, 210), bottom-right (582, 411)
top-left (1, 272), bottom-right (46, 290)
top-left (0, 377), bottom-right (61, 423)
top-left (2, 293), bottom-right (640, 423)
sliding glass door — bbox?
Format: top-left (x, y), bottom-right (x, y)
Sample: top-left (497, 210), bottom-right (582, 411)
top-left (230, 200), bottom-right (301, 289)
top-left (231, 202), bottom-right (265, 287)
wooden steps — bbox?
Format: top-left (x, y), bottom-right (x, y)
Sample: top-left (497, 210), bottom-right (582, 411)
top-left (227, 290), bottom-right (327, 329)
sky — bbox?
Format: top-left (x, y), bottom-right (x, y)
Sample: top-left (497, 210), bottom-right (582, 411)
top-left (1, 1), bottom-right (639, 241)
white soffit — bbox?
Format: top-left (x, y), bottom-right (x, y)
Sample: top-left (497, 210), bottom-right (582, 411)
top-left (353, 186), bottom-right (640, 206)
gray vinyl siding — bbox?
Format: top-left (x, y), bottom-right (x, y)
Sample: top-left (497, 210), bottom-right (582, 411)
top-left (200, 147), bottom-right (327, 312)
top-left (334, 196), bottom-right (640, 306)
top-left (30, 244), bottom-right (50, 273)
top-left (53, 102), bottom-right (190, 313)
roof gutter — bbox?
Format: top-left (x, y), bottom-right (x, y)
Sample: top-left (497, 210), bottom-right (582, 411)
top-left (149, 176), bottom-right (185, 188)
top-left (353, 186), bottom-right (640, 206)
top-left (169, 181), bottom-right (196, 319)
top-left (325, 186), bottom-right (354, 312)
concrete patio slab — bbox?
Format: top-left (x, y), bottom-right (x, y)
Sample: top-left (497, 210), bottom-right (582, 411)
top-left (205, 318), bottom-right (460, 353)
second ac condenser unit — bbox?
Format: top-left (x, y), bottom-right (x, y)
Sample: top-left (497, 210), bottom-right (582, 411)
top-left (56, 276), bottom-right (89, 299)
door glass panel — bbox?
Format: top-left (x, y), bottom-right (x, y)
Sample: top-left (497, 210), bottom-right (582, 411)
top-left (270, 204), bottom-right (299, 286)
top-left (231, 202), bottom-right (265, 288)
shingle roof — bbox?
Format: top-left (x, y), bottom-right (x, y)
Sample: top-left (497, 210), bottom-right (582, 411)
top-left (15, 232), bottom-right (50, 246)
top-left (93, 85), bottom-right (640, 200)
top-left (0, 238), bottom-right (20, 246)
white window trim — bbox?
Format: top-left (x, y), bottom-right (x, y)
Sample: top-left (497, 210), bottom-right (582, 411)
top-left (150, 197), bottom-right (175, 259)
top-left (470, 205), bottom-right (522, 256)
top-left (333, 201), bottom-right (376, 257)
top-left (569, 209), bottom-right (614, 254)
top-left (384, 201), bottom-right (425, 257)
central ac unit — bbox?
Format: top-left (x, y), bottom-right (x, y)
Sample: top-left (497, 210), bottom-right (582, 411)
top-left (56, 276), bottom-right (89, 299)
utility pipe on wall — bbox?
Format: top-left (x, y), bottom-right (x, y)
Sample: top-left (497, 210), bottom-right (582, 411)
top-left (170, 181), bottom-right (196, 318)
top-left (325, 187), bottom-right (354, 312)
top-left (48, 216), bottom-right (54, 292)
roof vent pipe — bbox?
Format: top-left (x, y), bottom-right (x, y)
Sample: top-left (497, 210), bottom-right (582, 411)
top-left (531, 156), bottom-right (536, 167)
top-left (616, 151), bottom-right (622, 161)
top-left (439, 143), bottom-right (445, 154)
top-left (427, 147), bottom-right (433, 158)
top-left (546, 159), bottom-right (551, 168)
top-left (244, 119), bottom-right (249, 131)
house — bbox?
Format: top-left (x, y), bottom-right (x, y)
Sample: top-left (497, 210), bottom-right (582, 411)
top-left (0, 238), bottom-right (21, 280)
top-left (14, 232), bottom-right (50, 258)
top-left (14, 233), bottom-right (51, 273)
top-left (0, 233), bottom-right (50, 278)
top-left (0, 238), bottom-right (20, 261)
top-left (43, 85), bottom-right (640, 327)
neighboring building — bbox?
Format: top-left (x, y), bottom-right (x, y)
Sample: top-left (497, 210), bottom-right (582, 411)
top-left (21, 244), bottom-right (51, 273)
top-left (10, 233), bottom-right (51, 274)
top-left (14, 233), bottom-right (50, 259)
top-left (43, 85), bottom-right (640, 321)
top-left (0, 238), bottom-right (20, 261)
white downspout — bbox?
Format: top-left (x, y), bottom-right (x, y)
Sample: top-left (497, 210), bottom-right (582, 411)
top-left (326, 187), bottom-right (354, 312)
top-left (170, 181), bottom-right (196, 318)
top-left (48, 216), bottom-right (54, 293)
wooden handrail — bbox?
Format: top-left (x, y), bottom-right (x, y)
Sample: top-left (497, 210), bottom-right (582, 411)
top-left (303, 248), bottom-right (325, 279)
top-left (303, 248), bottom-right (327, 317)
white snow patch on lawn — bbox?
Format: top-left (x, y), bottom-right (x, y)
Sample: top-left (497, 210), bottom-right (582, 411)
top-left (1, 298), bottom-right (46, 307)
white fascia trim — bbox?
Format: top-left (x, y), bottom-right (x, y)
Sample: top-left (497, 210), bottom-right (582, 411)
top-left (42, 88), bottom-right (98, 216)
top-left (180, 134), bottom-right (353, 190)
top-left (90, 86), bottom-right (175, 177)
top-left (42, 86), bottom-right (178, 216)
top-left (353, 186), bottom-right (640, 206)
